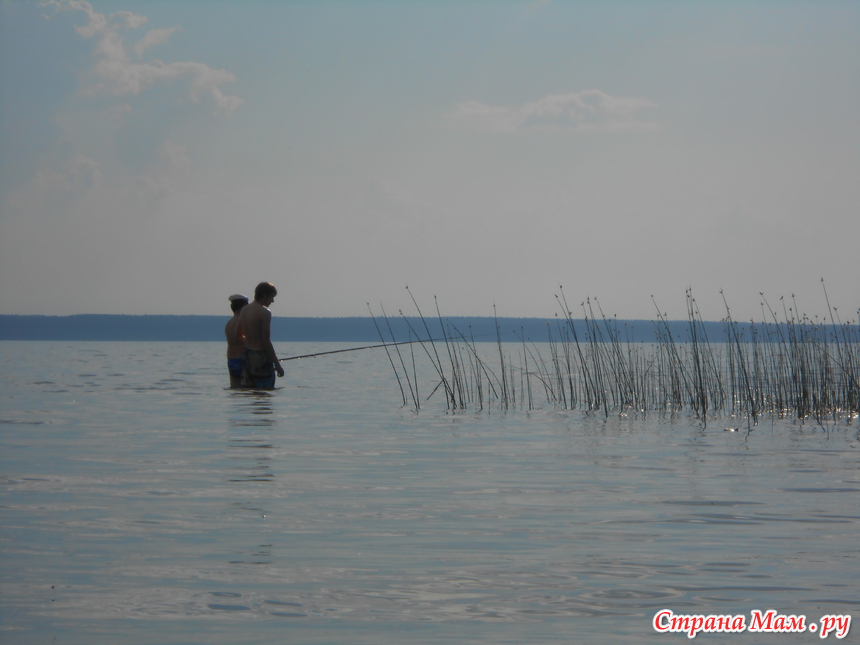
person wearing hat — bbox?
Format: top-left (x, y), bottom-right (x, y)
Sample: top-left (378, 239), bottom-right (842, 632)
top-left (225, 293), bottom-right (249, 388)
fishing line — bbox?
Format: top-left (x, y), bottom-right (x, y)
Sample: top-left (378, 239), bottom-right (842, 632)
top-left (278, 333), bottom-right (498, 362)
top-left (278, 338), bottom-right (443, 362)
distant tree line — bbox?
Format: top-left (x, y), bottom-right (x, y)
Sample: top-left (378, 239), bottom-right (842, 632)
top-left (0, 314), bottom-right (844, 343)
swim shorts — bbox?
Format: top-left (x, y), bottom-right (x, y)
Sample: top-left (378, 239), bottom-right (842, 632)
top-left (227, 358), bottom-right (244, 379)
top-left (242, 348), bottom-right (276, 389)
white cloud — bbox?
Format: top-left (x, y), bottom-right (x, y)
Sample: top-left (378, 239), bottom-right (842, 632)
top-left (7, 136), bottom-right (193, 221)
top-left (159, 140), bottom-right (191, 171)
top-left (4, 153), bottom-right (102, 218)
top-left (43, 0), bottom-right (242, 115)
top-left (34, 154), bottom-right (102, 194)
top-left (109, 10), bottom-right (148, 30)
top-left (125, 141), bottom-right (192, 203)
top-left (133, 25), bottom-right (182, 58)
top-left (452, 89), bottom-right (657, 133)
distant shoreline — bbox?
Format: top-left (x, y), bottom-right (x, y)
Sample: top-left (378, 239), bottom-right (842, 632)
top-left (0, 314), bottom-right (849, 343)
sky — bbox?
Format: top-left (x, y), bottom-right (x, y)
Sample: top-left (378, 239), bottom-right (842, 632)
top-left (1, 0), bottom-right (858, 322)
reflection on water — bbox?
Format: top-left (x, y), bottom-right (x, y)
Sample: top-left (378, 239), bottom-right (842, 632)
top-left (225, 390), bottom-right (277, 567)
top-left (0, 342), bottom-right (858, 644)
top-left (227, 391), bottom-right (277, 484)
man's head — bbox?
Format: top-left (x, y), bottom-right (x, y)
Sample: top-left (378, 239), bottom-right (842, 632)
top-left (254, 282), bottom-right (278, 303)
top-left (228, 294), bottom-right (249, 313)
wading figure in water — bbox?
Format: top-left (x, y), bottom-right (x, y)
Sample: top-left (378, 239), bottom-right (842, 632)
top-left (225, 294), bottom-right (249, 388)
top-left (237, 282), bottom-right (284, 389)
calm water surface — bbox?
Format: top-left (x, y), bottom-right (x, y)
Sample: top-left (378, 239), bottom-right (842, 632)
top-left (1, 342), bottom-right (859, 644)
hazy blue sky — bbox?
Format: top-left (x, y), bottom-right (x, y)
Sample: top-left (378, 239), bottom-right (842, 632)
top-left (1, 0), bottom-right (857, 321)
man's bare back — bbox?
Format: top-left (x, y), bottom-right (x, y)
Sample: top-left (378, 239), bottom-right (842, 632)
top-left (238, 283), bottom-right (284, 384)
top-left (225, 315), bottom-right (245, 359)
top-left (225, 294), bottom-right (249, 388)
top-left (239, 300), bottom-right (273, 351)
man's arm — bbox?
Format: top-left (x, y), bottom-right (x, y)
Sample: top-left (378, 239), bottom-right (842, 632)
top-left (261, 310), bottom-right (284, 377)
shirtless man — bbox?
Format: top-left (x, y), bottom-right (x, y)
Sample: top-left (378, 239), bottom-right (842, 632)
top-left (225, 294), bottom-right (249, 388)
top-left (237, 282), bottom-right (284, 389)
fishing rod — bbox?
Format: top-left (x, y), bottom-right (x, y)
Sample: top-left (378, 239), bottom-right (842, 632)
top-left (278, 338), bottom-right (445, 362)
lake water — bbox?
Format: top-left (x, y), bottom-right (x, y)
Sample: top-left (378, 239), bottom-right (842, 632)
top-left (1, 341), bottom-right (858, 644)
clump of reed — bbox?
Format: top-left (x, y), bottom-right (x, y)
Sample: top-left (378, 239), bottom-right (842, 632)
top-left (371, 284), bottom-right (859, 425)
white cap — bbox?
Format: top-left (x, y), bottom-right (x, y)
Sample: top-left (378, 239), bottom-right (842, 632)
top-left (228, 294), bottom-right (249, 302)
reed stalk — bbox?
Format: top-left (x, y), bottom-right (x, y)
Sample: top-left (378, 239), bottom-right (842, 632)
top-left (382, 290), bottom-right (858, 423)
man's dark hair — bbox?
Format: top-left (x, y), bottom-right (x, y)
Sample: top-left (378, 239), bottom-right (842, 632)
top-left (230, 298), bottom-right (249, 313)
top-left (254, 282), bottom-right (278, 302)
